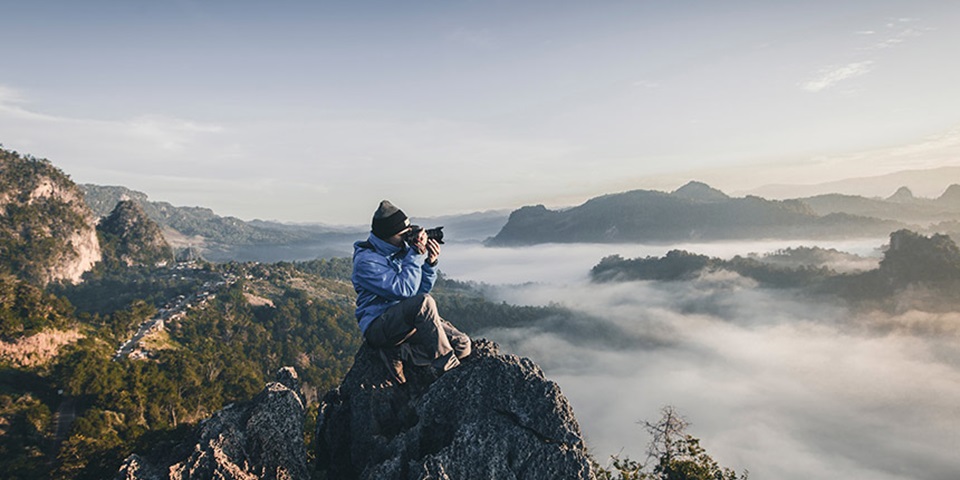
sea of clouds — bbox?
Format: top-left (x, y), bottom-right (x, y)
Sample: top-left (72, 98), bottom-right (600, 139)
top-left (439, 239), bottom-right (960, 480)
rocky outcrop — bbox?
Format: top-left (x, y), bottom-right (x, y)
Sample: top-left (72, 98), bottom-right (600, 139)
top-left (0, 148), bottom-right (102, 284)
top-left (0, 328), bottom-right (84, 368)
top-left (117, 367), bottom-right (308, 480)
top-left (316, 339), bottom-right (594, 480)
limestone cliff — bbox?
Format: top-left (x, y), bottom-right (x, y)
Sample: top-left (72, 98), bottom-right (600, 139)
top-left (316, 339), bottom-right (595, 479)
top-left (0, 147), bottom-right (101, 285)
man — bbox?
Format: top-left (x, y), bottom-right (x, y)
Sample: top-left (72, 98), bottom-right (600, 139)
top-left (352, 200), bottom-right (471, 385)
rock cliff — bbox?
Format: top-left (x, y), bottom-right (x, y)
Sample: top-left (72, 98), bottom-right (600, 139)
top-left (0, 147), bottom-right (101, 284)
top-left (117, 367), bottom-right (308, 480)
top-left (316, 339), bottom-right (595, 480)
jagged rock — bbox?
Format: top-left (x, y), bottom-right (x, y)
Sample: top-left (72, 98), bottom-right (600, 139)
top-left (117, 454), bottom-right (163, 480)
top-left (316, 339), bottom-right (594, 480)
top-left (117, 368), bottom-right (308, 480)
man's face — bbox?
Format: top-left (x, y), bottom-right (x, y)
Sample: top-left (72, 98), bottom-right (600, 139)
top-left (386, 227), bottom-right (412, 247)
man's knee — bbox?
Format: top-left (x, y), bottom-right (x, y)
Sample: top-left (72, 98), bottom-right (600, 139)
top-left (413, 293), bottom-right (438, 318)
top-left (456, 337), bottom-right (472, 359)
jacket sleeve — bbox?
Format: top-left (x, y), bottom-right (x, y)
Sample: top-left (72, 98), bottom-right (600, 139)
top-left (353, 249), bottom-right (428, 300)
top-left (418, 262), bottom-right (438, 295)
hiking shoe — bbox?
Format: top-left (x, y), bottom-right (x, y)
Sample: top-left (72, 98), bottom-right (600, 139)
top-left (379, 347), bottom-right (406, 385)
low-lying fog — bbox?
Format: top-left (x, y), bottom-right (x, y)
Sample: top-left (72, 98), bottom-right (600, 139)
top-left (439, 239), bottom-right (960, 480)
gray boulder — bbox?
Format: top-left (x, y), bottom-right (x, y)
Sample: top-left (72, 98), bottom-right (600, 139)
top-left (316, 339), bottom-right (594, 479)
top-left (117, 367), bottom-right (308, 480)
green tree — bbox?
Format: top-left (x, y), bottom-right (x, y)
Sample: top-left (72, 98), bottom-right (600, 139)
top-left (880, 229), bottom-right (960, 284)
top-left (594, 406), bottom-right (747, 480)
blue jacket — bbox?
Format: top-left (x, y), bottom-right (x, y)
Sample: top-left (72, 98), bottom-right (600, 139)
top-left (352, 233), bottom-right (437, 333)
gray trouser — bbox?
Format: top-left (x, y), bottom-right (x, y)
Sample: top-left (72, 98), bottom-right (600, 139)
top-left (364, 294), bottom-right (471, 372)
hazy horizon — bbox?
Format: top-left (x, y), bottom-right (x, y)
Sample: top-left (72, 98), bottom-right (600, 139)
top-left (2, 1), bottom-right (960, 224)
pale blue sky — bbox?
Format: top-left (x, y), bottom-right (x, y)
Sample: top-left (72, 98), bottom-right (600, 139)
top-left (2, 1), bottom-right (959, 223)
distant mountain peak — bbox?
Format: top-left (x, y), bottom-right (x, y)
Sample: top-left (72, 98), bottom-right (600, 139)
top-left (672, 181), bottom-right (730, 202)
top-left (939, 184), bottom-right (960, 204)
top-left (887, 186), bottom-right (916, 203)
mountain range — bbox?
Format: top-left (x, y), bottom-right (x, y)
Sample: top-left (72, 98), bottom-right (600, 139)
top-left (78, 165), bottom-right (960, 253)
top-left (797, 185), bottom-right (960, 224)
top-left (82, 185), bottom-right (511, 262)
top-left (740, 166), bottom-right (960, 199)
top-left (489, 180), bottom-right (960, 246)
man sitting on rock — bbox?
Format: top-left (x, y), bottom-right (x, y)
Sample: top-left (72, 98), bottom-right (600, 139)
top-left (351, 200), bottom-right (471, 385)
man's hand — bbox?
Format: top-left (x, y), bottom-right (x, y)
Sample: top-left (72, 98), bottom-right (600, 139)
top-left (409, 230), bottom-right (440, 264)
top-left (425, 238), bottom-right (441, 265)
top-left (410, 228), bottom-right (428, 255)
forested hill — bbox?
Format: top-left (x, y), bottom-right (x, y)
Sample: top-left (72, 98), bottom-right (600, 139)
top-left (489, 182), bottom-right (903, 245)
top-left (590, 229), bottom-right (960, 312)
top-left (97, 200), bottom-right (176, 269)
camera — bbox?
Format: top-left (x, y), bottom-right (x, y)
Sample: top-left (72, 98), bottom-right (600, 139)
top-left (403, 225), bottom-right (445, 245)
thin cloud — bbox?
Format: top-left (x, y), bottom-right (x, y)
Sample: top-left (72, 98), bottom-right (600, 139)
top-left (0, 85), bottom-right (26, 106)
top-left (126, 115), bottom-right (225, 152)
top-left (800, 61), bottom-right (874, 92)
top-left (864, 17), bottom-right (927, 51)
top-left (0, 89), bottom-right (225, 153)
top-left (873, 27), bottom-right (924, 51)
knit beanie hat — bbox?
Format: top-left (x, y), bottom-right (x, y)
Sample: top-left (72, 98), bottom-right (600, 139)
top-left (371, 200), bottom-right (410, 239)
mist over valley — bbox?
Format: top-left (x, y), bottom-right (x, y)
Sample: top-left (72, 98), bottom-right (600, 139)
top-left (439, 237), bottom-right (960, 480)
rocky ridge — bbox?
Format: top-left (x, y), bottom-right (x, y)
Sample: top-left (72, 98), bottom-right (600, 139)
top-left (316, 339), bottom-right (594, 479)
